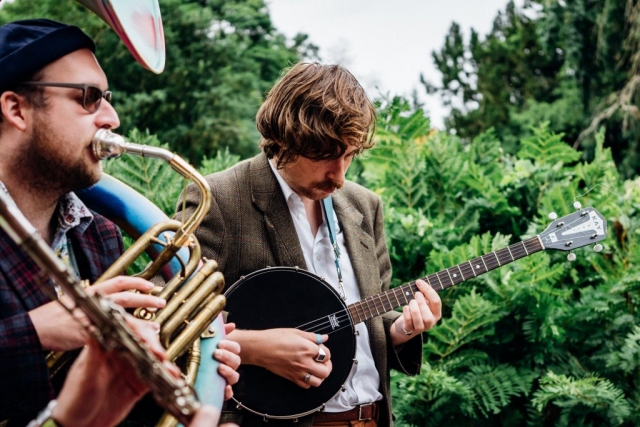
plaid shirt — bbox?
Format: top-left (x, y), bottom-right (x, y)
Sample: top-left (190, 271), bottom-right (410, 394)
top-left (0, 192), bottom-right (124, 425)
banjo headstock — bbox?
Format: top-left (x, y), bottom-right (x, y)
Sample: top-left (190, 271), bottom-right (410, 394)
top-left (539, 207), bottom-right (607, 253)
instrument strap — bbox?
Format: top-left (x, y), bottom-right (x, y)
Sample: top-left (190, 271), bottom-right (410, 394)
top-left (321, 196), bottom-right (346, 301)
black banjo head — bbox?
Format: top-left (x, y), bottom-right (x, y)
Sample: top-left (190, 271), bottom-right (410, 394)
top-left (224, 267), bottom-right (357, 419)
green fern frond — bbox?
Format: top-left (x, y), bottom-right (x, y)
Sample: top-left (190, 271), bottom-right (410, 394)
top-left (199, 147), bottom-right (241, 175)
top-left (605, 325), bottom-right (640, 374)
top-left (391, 362), bottom-right (475, 426)
top-left (517, 122), bottom-right (581, 165)
top-left (461, 364), bottom-right (534, 417)
top-left (425, 288), bottom-right (505, 360)
top-left (532, 371), bottom-right (631, 425)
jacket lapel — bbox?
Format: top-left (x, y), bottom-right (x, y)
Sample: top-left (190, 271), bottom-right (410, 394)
top-left (332, 191), bottom-right (378, 299)
top-left (249, 154), bottom-right (307, 268)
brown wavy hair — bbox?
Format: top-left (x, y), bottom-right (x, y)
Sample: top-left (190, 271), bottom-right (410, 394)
top-left (257, 62), bottom-right (376, 168)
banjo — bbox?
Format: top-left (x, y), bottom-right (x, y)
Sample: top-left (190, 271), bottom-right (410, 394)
top-left (224, 207), bottom-right (607, 420)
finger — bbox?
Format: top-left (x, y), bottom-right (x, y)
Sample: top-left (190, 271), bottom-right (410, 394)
top-left (402, 305), bottom-right (414, 331)
top-left (126, 316), bottom-right (165, 357)
top-left (218, 360), bottom-right (240, 387)
top-left (305, 373), bottom-right (325, 388)
top-left (419, 282), bottom-right (442, 319)
top-left (415, 292), bottom-right (434, 324)
top-left (163, 360), bottom-right (182, 378)
top-left (309, 360), bottom-right (332, 380)
top-left (224, 384), bottom-right (234, 401)
top-left (317, 344), bottom-right (331, 362)
top-left (214, 347), bottom-right (241, 372)
top-left (408, 296), bottom-right (426, 331)
top-left (217, 339), bottom-right (241, 358)
top-left (307, 331), bottom-right (328, 345)
top-left (191, 405), bottom-right (221, 427)
top-left (108, 292), bottom-right (166, 309)
top-left (89, 276), bottom-right (155, 295)
top-left (224, 322), bottom-right (236, 335)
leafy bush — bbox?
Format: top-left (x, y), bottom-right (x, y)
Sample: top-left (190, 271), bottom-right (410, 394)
top-left (362, 99), bottom-right (640, 426)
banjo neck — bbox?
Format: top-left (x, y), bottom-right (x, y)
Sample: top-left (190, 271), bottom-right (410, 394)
top-left (347, 236), bottom-right (544, 325)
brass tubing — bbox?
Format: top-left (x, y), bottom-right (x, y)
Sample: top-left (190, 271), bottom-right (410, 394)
top-left (156, 243), bottom-right (203, 300)
top-left (161, 270), bottom-right (224, 348)
top-left (154, 340), bottom-right (202, 427)
top-left (184, 339), bottom-right (202, 386)
top-left (94, 220), bottom-right (182, 283)
top-left (154, 260), bottom-right (218, 327)
top-left (166, 295), bottom-right (226, 361)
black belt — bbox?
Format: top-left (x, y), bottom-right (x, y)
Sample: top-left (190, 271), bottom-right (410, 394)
top-left (313, 402), bottom-right (379, 423)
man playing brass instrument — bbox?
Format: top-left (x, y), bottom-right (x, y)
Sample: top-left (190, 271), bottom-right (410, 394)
top-left (0, 19), bottom-right (239, 426)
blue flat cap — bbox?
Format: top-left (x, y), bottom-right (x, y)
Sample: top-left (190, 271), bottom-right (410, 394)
top-left (0, 19), bottom-right (95, 93)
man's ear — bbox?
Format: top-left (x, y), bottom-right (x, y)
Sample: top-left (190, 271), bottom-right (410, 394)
top-left (0, 91), bottom-right (29, 131)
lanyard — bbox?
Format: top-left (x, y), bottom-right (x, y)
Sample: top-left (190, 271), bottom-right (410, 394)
top-left (320, 196), bottom-right (346, 301)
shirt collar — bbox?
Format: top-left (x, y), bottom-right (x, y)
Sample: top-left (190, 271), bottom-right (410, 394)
top-left (0, 179), bottom-right (94, 248)
top-left (268, 158), bottom-right (298, 205)
top-left (51, 191), bottom-right (94, 248)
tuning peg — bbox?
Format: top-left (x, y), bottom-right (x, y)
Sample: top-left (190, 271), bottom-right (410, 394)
top-left (594, 244), bottom-right (603, 253)
top-left (548, 212), bottom-right (558, 220)
top-left (567, 253), bottom-right (576, 262)
top-left (573, 201), bottom-right (582, 210)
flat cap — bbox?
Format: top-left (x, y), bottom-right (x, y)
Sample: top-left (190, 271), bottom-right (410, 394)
top-left (0, 19), bottom-right (95, 93)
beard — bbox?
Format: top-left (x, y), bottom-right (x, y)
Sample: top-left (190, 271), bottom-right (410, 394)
top-left (13, 114), bottom-right (100, 195)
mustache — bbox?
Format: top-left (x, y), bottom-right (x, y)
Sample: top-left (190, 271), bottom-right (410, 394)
top-left (314, 179), bottom-right (343, 192)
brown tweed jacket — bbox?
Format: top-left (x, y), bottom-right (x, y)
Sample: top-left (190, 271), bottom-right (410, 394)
top-left (176, 153), bottom-right (422, 427)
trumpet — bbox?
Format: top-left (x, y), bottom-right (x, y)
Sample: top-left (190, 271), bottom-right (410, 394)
top-left (0, 191), bottom-right (200, 425)
top-left (48, 130), bottom-right (227, 427)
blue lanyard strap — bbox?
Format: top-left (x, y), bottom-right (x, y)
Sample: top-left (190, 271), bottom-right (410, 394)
top-left (321, 196), bottom-right (346, 300)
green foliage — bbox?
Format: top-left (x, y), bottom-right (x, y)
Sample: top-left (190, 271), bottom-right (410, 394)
top-left (427, 0), bottom-right (640, 178)
top-left (532, 372), bottom-right (631, 426)
top-left (360, 101), bottom-right (640, 426)
top-left (425, 288), bottom-right (504, 361)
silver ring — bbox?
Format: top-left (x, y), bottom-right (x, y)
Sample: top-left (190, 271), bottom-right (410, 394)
top-left (303, 372), bottom-right (311, 382)
top-left (402, 323), bottom-right (413, 336)
top-left (315, 333), bottom-right (322, 345)
top-left (315, 347), bottom-right (326, 363)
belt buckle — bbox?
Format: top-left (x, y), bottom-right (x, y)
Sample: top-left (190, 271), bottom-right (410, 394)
top-left (358, 403), bottom-right (374, 421)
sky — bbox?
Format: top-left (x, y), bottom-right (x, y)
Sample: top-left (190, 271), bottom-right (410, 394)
top-left (267, 0), bottom-right (517, 128)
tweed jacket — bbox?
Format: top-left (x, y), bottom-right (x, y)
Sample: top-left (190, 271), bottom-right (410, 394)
top-left (0, 212), bottom-right (124, 426)
top-left (176, 153), bottom-right (423, 427)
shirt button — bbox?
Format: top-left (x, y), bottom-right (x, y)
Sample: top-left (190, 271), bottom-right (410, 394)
top-left (297, 213), bottom-right (304, 220)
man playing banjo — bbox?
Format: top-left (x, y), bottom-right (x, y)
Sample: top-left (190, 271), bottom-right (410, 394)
top-left (176, 62), bottom-right (442, 427)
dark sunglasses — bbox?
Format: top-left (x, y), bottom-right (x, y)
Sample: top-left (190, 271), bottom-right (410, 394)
top-left (21, 82), bottom-right (113, 113)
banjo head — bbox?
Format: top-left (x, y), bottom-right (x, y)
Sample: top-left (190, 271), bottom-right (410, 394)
top-left (224, 267), bottom-right (357, 419)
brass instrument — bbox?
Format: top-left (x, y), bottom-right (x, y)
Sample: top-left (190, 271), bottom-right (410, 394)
top-left (0, 191), bottom-right (200, 426)
top-left (47, 130), bottom-right (227, 427)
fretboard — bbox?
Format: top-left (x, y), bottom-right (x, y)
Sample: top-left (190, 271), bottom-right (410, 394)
top-left (347, 236), bottom-right (543, 325)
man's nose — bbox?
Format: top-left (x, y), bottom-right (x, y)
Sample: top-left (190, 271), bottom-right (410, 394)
top-left (95, 98), bottom-right (120, 130)
top-left (327, 157), bottom-right (347, 182)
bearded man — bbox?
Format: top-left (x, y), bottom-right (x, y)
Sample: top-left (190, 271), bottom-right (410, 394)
top-left (0, 19), bottom-right (239, 426)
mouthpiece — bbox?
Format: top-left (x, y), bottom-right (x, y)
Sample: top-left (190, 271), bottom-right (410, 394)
top-left (92, 128), bottom-right (128, 159)
top-left (92, 129), bottom-right (175, 162)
